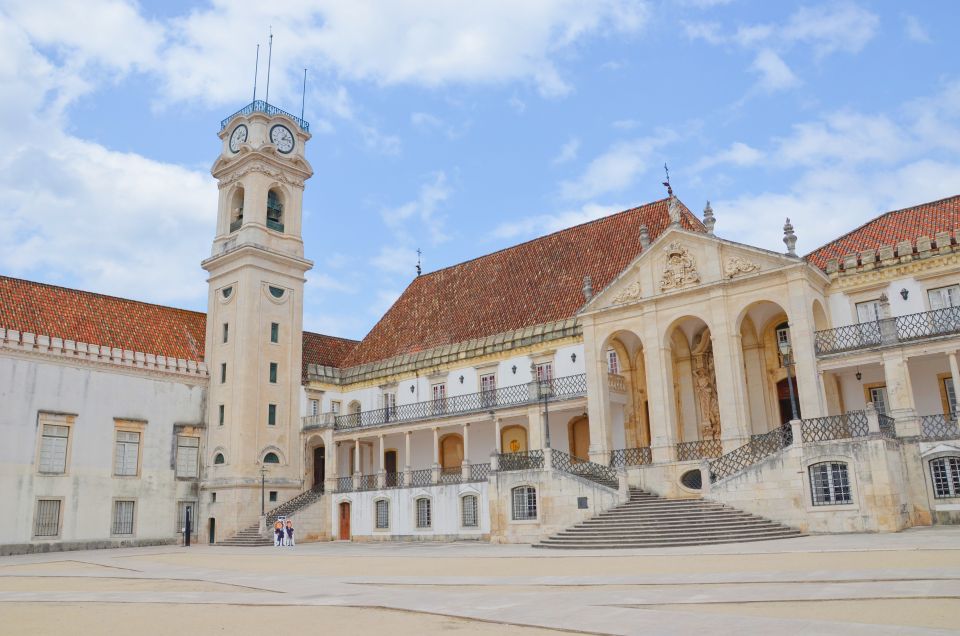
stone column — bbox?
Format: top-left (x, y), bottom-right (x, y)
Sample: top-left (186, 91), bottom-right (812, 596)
top-left (404, 430), bottom-right (412, 483)
top-left (785, 277), bottom-right (826, 418)
top-left (462, 423), bottom-right (471, 480)
top-left (526, 405), bottom-right (543, 449)
top-left (377, 433), bottom-right (386, 488)
top-left (708, 293), bottom-right (751, 452)
top-left (353, 439), bottom-right (361, 489)
top-left (584, 322), bottom-right (613, 462)
top-left (323, 429), bottom-right (337, 493)
top-left (645, 342), bottom-right (679, 463)
top-left (948, 352), bottom-right (960, 410)
top-left (883, 350), bottom-right (920, 436)
top-left (494, 416), bottom-right (502, 454)
top-left (432, 426), bottom-right (440, 483)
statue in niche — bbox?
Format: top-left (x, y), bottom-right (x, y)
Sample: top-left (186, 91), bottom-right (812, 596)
top-left (693, 343), bottom-right (721, 440)
top-left (660, 242), bottom-right (701, 291)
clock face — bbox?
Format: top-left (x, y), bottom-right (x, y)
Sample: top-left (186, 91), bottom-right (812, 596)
top-left (228, 124), bottom-right (247, 153)
top-left (270, 124), bottom-right (295, 154)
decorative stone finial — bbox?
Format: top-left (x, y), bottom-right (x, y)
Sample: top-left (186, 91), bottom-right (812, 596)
top-left (639, 224), bottom-right (650, 249)
top-left (702, 201), bottom-right (715, 236)
top-left (582, 275), bottom-right (593, 302)
top-left (783, 217), bottom-right (798, 257)
top-left (668, 193), bottom-right (682, 227)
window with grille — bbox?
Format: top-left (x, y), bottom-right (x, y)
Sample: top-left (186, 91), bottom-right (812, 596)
top-left (415, 498), bottom-right (431, 528)
top-left (310, 399), bottom-right (320, 416)
top-left (511, 486), bottom-right (537, 520)
top-left (931, 457), bottom-right (960, 499)
top-left (856, 300), bottom-right (882, 323)
top-left (176, 501), bottom-right (196, 533)
top-left (112, 500), bottom-right (135, 535)
top-left (462, 495), bottom-right (478, 527)
top-left (39, 424), bottom-right (69, 474)
top-left (375, 499), bottom-right (389, 529)
top-left (943, 378), bottom-right (958, 415)
top-left (607, 350), bottom-right (619, 374)
top-left (809, 462), bottom-right (852, 506)
top-left (34, 499), bottom-right (61, 537)
top-left (114, 431), bottom-right (140, 476)
top-left (270, 322), bottom-right (279, 343)
top-left (175, 436), bottom-right (199, 478)
top-left (331, 401), bottom-right (341, 415)
top-left (269, 362), bottom-right (278, 383)
top-left (928, 285), bottom-right (960, 309)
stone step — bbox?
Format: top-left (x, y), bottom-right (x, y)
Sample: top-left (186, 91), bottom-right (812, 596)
top-left (535, 533), bottom-right (802, 549)
top-left (553, 527), bottom-right (796, 540)
top-left (570, 520), bottom-right (782, 532)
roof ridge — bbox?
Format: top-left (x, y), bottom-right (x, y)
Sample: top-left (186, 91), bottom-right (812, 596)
top-left (804, 193), bottom-right (960, 259)
top-left (303, 330), bottom-right (360, 344)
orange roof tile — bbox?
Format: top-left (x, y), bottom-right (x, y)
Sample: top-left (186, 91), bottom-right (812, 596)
top-left (805, 194), bottom-right (960, 270)
top-left (301, 330), bottom-right (358, 382)
top-left (343, 198), bottom-right (704, 366)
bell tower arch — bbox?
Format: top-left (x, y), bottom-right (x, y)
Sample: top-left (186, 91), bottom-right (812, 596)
top-left (201, 103), bottom-right (314, 541)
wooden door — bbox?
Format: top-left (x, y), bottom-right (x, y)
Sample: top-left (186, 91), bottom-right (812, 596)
top-left (570, 417), bottom-right (590, 460)
top-left (385, 450), bottom-right (398, 486)
top-left (313, 446), bottom-right (325, 487)
top-left (440, 434), bottom-right (464, 469)
top-left (338, 502), bottom-right (351, 540)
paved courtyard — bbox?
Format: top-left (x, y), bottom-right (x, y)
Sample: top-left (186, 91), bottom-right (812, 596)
top-left (2, 527), bottom-right (959, 635)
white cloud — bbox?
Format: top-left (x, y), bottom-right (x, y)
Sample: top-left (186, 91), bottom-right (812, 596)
top-left (490, 202), bottom-right (626, 241)
top-left (560, 131), bottom-right (676, 200)
top-left (380, 172), bottom-right (453, 245)
top-left (904, 15), bottom-right (931, 44)
top-left (410, 112), bottom-right (468, 139)
top-left (780, 4), bottom-right (879, 57)
top-left (552, 137), bottom-right (581, 165)
top-left (750, 49), bottom-right (800, 92)
top-left (371, 246), bottom-right (421, 276)
top-left (693, 142), bottom-right (764, 171)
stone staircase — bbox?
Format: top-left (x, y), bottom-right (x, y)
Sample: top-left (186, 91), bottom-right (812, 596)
top-left (535, 488), bottom-right (802, 549)
top-left (217, 485), bottom-right (324, 547)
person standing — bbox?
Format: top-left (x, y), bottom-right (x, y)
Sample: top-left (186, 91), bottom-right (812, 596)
top-left (274, 520), bottom-right (284, 547)
top-left (285, 519), bottom-right (295, 547)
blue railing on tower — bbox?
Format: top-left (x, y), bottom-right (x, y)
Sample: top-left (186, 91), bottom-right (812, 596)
top-left (220, 100), bottom-right (310, 132)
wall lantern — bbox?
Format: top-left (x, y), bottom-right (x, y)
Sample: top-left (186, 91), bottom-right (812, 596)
top-left (459, 375), bottom-right (464, 384)
top-left (511, 365), bottom-right (517, 374)
top-left (855, 368), bottom-right (862, 381)
top-left (570, 353), bottom-right (577, 363)
top-left (409, 385), bottom-right (415, 393)
top-left (900, 288), bottom-right (909, 300)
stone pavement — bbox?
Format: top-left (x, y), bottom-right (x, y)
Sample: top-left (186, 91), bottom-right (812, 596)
top-left (2, 527), bottom-right (959, 635)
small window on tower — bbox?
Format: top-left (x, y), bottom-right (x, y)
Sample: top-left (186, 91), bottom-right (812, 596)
top-left (229, 187), bottom-right (244, 232)
top-left (222, 323), bottom-right (229, 343)
top-left (218, 404), bottom-right (224, 426)
top-left (270, 322), bottom-right (279, 343)
top-left (268, 404), bottom-right (277, 426)
top-left (269, 362), bottom-right (278, 383)
top-left (266, 189), bottom-right (284, 233)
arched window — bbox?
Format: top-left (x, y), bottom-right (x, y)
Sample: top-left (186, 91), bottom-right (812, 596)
top-left (415, 497), bottom-right (431, 528)
top-left (511, 486), bottom-right (537, 520)
top-left (375, 499), bottom-right (389, 529)
top-left (263, 452), bottom-right (280, 464)
top-left (461, 494), bottom-right (478, 528)
top-left (230, 187), bottom-right (244, 232)
top-left (266, 189), bottom-right (284, 232)
top-left (808, 461), bottom-right (851, 505)
top-left (213, 453), bottom-right (225, 465)
top-left (930, 456), bottom-right (960, 498)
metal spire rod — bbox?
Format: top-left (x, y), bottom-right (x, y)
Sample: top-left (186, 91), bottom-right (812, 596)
top-left (301, 68), bottom-right (308, 120)
top-left (264, 27), bottom-right (273, 105)
top-left (252, 44), bottom-right (260, 103)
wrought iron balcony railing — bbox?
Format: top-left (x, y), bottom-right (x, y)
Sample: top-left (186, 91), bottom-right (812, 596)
top-left (552, 449), bottom-right (619, 489)
top-left (920, 413), bottom-right (960, 440)
top-left (220, 99), bottom-right (310, 132)
top-left (709, 424), bottom-right (792, 483)
top-left (609, 447), bottom-right (652, 467)
top-left (302, 413), bottom-right (336, 430)
top-left (676, 439), bottom-right (723, 461)
top-left (815, 306), bottom-right (960, 355)
top-left (800, 411), bottom-right (868, 442)
top-left (334, 374), bottom-right (587, 431)
top-left (497, 450), bottom-right (545, 472)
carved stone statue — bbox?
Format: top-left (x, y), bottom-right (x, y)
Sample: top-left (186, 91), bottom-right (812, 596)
top-left (693, 343), bottom-right (721, 439)
top-left (660, 242), bottom-right (701, 291)
top-left (611, 280), bottom-right (641, 304)
top-left (724, 256), bottom-right (759, 278)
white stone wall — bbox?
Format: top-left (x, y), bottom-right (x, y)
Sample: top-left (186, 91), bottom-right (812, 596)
top-left (0, 354), bottom-right (206, 552)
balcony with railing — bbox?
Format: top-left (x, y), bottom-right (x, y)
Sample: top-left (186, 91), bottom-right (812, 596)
top-left (333, 373), bottom-right (588, 431)
top-left (608, 373), bottom-right (627, 393)
top-left (302, 412), bottom-right (336, 431)
top-left (220, 99), bottom-right (310, 132)
top-left (815, 306), bottom-right (960, 356)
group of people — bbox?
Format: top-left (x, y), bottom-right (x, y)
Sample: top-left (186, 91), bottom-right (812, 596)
top-left (273, 519), bottom-right (295, 546)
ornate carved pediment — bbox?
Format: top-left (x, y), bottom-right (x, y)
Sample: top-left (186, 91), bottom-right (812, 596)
top-left (610, 280), bottom-right (641, 305)
top-left (724, 256), bottom-right (760, 278)
top-left (659, 242), bottom-right (700, 291)
top-left (219, 161), bottom-right (306, 189)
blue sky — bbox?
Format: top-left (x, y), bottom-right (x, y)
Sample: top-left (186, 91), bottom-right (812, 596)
top-left (2, 1), bottom-right (960, 340)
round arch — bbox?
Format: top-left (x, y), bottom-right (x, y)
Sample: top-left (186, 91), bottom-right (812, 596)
top-left (501, 425), bottom-right (528, 454)
top-left (439, 433), bottom-right (464, 469)
top-left (259, 446), bottom-right (286, 465)
top-left (567, 415), bottom-right (590, 460)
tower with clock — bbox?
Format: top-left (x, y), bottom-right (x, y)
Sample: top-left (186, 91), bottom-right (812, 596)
top-left (200, 104), bottom-right (314, 541)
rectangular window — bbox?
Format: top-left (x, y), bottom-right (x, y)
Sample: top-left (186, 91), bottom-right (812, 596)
top-left (112, 500), bottom-right (135, 535)
top-left (269, 491), bottom-right (278, 502)
top-left (536, 362), bottom-right (553, 382)
top-left (220, 362), bottom-right (227, 383)
top-left (462, 495), bottom-right (478, 528)
top-left (331, 400), bottom-right (341, 415)
top-left (222, 322), bottom-right (228, 344)
top-left (856, 300), bottom-right (882, 323)
top-left (607, 350), bottom-right (619, 375)
top-left (38, 424), bottom-right (69, 474)
top-left (928, 285), bottom-right (960, 310)
top-left (268, 404), bottom-right (277, 426)
top-left (512, 486), bottom-right (538, 520)
top-left (269, 362), bottom-right (278, 383)
top-left (432, 383), bottom-right (446, 415)
top-left (416, 498), bottom-right (431, 528)
top-left (375, 499), bottom-right (389, 529)
top-left (382, 392), bottom-right (396, 420)
top-left (34, 499), bottom-right (61, 537)
top-left (931, 457), bottom-right (960, 498)
top-left (175, 436), bottom-right (200, 478)
top-left (867, 385), bottom-right (889, 415)
top-left (945, 377), bottom-right (958, 415)
top-left (114, 431), bottom-right (140, 476)
top-left (809, 462), bottom-right (852, 506)
top-left (218, 404), bottom-right (224, 426)
top-left (480, 373), bottom-right (496, 407)
top-left (309, 399), bottom-right (320, 416)
top-left (270, 322), bottom-right (279, 343)
top-left (176, 501), bottom-right (197, 533)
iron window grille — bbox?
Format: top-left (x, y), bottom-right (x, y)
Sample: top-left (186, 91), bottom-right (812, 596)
top-left (34, 499), bottom-right (61, 537)
top-left (930, 456), bottom-right (960, 499)
top-left (462, 495), bottom-right (478, 527)
top-left (39, 424), bottom-right (69, 474)
top-left (175, 436), bottom-right (200, 478)
top-left (375, 499), bottom-right (389, 529)
top-left (114, 431), bottom-right (140, 476)
top-left (511, 486), bottom-right (537, 520)
top-left (112, 500), bottom-right (135, 535)
top-left (415, 498), bottom-right (431, 528)
top-left (809, 462), bottom-right (852, 506)
top-left (176, 501), bottom-right (196, 533)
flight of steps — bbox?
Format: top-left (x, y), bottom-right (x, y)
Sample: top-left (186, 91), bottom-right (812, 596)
top-left (217, 485), bottom-right (324, 547)
top-left (535, 488), bottom-right (802, 549)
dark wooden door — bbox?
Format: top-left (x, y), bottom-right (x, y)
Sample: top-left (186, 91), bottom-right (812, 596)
top-left (777, 378), bottom-right (801, 424)
top-left (313, 446), bottom-right (325, 487)
top-left (208, 518), bottom-right (215, 544)
top-left (338, 502), bottom-right (350, 540)
top-left (385, 450), bottom-right (397, 486)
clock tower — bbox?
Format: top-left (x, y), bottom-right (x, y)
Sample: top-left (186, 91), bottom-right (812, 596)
top-left (200, 103), bottom-right (313, 542)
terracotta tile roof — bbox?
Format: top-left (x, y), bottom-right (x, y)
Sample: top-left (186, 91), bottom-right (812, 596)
top-left (805, 194), bottom-right (960, 270)
top-left (343, 198), bottom-right (704, 367)
top-left (0, 276), bottom-right (358, 379)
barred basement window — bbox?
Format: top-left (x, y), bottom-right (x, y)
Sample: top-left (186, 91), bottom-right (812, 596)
top-left (39, 424), bottom-right (69, 474)
top-left (34, 499), bottom-right (61, 537)
top-left (112, 500), bottom-right (135, 535)
top-left (461, 495), bottom-right (478, 527)
top-left (930, 456), bottom-right (960, 498)
top-left (375, 499), bottom-right (389, 529)
top-left (114, 431), bottom-right (140, 476)
top-left (809, 462), bottom-right (852, 506)
top-left (511, 486), bottom-right (537, 520)
top-left (176, 436), bottom-right (199, 478)
top-left (415, 498), bottom-right (431, 528)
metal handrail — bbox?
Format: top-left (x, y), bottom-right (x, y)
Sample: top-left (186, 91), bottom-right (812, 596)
top-left (815, 306), bottom-right (960, 355)
top-left (497, 450), bottom-right (545, 472)
top-left (220, 100), bottom-right (310, 132)
top-left (334, 374), bottom-right (587, 431)
top-left (552, 449), bottom-right (619, 489)
top-left (676, 439), bottom-right (722, 461)
top-left (709, 424), bottom-right (792, 482)
top-left (801, 411), bottom-right (868, 442)
top-left (920, 412), bottom-right (960, 440)
top-left (609, 447), bottom-right (652, 467)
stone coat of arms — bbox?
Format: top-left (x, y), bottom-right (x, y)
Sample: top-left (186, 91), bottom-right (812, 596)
top-left (659, 242), bottom-right (700, 291)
